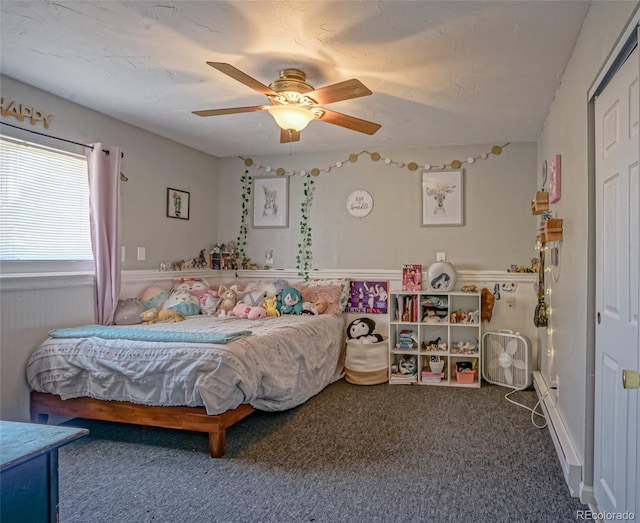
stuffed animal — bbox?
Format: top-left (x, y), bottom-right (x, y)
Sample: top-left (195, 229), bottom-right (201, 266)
top-left (263, 296), bottom-right (280, 317)
top-left (347, 317), bottom-right (384, 343)
top-left (141, 308), bottom-right (185, 324)
top-left (162, 289), bottom-right (201, 316)
top-left (301, 300), bottom-right (328, 315)
top-left (218, 285), bottom-right (238, 317)
top-left (114, 298), bottom-right (144, 325)
top-left (279, 287), bottom-right (303, 315)
top-left (231, 302), bottom-right (267, 319)
top-left (398, 355), bottom-right (417, 375)
top-left (199, 289), bottom-right (221, 316)
top-left (481, 287), bottom-right (495, 322)
top-left (172, 277), bottom-right (210, 298)
top-left (138, 285), bottom-right (170, 310)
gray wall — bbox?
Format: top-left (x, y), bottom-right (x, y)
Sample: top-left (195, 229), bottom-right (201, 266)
top-left (0, 76), bottom-right (219, 269)
top-left (216, 142), bottom-right (539, 271)
top-left (537, 0), bottom-right (638, 489)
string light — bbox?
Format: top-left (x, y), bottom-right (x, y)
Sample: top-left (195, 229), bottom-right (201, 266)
top-left (239, 143), bottom-right (510, 177)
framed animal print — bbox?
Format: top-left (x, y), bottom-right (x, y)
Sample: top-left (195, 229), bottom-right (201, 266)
top-left (421, 170), bottom-right (464, 226)
top-left (253, 176), bottom-right (289, 228)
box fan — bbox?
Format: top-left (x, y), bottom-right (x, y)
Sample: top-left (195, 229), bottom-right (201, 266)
top-left (482, 330), bottom-right (532, 390)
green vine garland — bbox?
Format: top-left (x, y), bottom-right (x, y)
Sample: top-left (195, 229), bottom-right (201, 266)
top-left (236, 170), bottom-right (252, 264)
top-left (296, 176), bottom-right (315, 280)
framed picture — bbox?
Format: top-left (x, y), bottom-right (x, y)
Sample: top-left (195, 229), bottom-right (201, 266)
top-left (345, 279), bottom-right (389, 314)
top-left (253, 176), bottom-right (289, 228)
top-left (549, 154), bottom-right (562, 203)
top-left (421, 170), bottom-right (464, 226)
top-left (166, 188), bottom-right (190, 220)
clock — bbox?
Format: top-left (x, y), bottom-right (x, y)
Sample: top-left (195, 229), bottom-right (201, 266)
top-left (346, 190), bottom-right (373, 217)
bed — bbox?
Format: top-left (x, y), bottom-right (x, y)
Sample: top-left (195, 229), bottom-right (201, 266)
top-left (27, 313), bottom-right (346, 457)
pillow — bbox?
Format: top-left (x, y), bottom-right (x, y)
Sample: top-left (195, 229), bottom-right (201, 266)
top-left (298, 278), bottom-right (350, 313)
top-left (114, 298), bottom-right (144, 325)
top-left (171, 277), bottom-right (210, 297)
top-left (295, 283), bottom-right (345, 315)
top-left (161, 289), bottom-right (201, 316)
top-left (138, 285), bottom-right (170, 310)
top-left (243, 279), bottom-right (290, 298)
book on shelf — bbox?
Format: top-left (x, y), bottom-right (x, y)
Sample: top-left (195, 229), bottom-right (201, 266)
top-left (402, 264), bottom-right (422, 291)
top-left (395, 294), bottom-right (419, 322)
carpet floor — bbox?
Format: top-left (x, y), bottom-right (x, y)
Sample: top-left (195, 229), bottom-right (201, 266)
top-left (58, 379), bottom-right (588, 522)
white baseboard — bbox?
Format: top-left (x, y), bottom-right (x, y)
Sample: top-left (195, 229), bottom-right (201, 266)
top-left (533, 371), bottom-right (582, 497)
top-left (580, 483), bottom-right (595, 505)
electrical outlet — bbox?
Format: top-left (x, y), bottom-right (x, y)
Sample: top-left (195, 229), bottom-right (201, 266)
top-left (121, 246), bottom-right (126, 262)
top-left (436, 252), bottom-right (446, 262)
top-left (137, 246), bottom-right (146, 261)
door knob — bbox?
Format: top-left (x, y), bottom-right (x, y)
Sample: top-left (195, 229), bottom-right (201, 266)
top-left (622, 369), bottom-right (640, 389)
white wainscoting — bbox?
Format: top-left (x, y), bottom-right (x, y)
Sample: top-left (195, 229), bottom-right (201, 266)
top-left (0, 268), bottom-right (538, 422)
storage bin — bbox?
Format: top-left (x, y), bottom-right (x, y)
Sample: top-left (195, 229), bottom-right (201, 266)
top-left (345, 338), bottom-right (388, 385)
top-left (455, 368), bottom-right (476, 384)
top-left (429, 361), bottom-right (445, 374)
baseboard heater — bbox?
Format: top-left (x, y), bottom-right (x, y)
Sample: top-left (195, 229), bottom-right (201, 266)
top-left (533, 371), bottom-right (582, 497)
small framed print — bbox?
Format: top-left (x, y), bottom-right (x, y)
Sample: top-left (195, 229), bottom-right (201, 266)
top-left (253, 176), bottom-right (289, 228)
top-left (421, 170), bottom-right (464, 226)
top-left (166, 188), bottom-right (190, 220)
top-left (549, 154), bottom-right (561, 203)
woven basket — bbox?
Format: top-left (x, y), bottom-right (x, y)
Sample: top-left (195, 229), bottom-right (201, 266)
top-left (345, 338), bottom-right (388, 385)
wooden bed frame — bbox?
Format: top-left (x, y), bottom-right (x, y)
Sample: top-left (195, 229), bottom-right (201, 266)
top-left (30, 392), bottom-right (255, 458)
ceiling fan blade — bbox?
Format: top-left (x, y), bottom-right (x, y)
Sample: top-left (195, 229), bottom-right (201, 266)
top-left (207, 62), bottom-right (278, 97)
top-left (280, 128), bottom-right (301, 143)
top-left (319, 109), bottom-right (381, 135)
top-left (306, 79), bottom-right (372, 105)
top-left (193, 106), bottom-right (265, 117)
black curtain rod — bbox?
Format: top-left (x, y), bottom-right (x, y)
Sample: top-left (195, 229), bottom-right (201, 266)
top-left (0, 120), bottom-right (124, 158)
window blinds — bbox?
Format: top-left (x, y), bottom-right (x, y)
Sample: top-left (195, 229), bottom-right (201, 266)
top-left (0, 135), bottom-right (93, 261)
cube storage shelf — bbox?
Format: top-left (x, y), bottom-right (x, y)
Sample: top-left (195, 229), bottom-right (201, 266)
top-left (388, 290), bottom-right (482, 387)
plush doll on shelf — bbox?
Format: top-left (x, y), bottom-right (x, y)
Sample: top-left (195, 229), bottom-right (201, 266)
top-left (398, 355), bottom-right (417, 375)
top-left (347, 317), bottom-right (384, 343)
top-left (279, 287), bottom-right (303, 315)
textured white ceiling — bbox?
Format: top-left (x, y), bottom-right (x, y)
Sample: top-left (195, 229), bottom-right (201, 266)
top-left (0, 1), bottom-right (590, 158)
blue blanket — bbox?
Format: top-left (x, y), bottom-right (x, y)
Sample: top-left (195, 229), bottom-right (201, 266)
top-left (48, 324), bottom-right (252, 344)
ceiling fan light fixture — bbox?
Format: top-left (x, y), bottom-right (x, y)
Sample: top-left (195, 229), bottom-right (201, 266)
top-left (266, 104), bottom-right (315, 132)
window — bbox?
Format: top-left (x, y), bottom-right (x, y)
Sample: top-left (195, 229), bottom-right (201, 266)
top-left (0, 135), bottom-right (93, 270)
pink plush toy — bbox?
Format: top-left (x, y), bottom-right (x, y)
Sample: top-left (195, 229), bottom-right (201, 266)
top-left (232, 302), bottom-right (267, 319)
top-left (173, 277), bottom-right (210, 298)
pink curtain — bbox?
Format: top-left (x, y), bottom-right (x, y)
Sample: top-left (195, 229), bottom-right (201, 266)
top-left (85, 144), bottom-right (122, 325)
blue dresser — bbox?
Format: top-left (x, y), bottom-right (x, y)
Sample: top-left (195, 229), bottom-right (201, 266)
top-left (1, 421), bottom-right (88, 523)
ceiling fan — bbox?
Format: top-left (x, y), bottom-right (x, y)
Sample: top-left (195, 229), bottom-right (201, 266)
top-left (193, 62), bottom-right (381, 143)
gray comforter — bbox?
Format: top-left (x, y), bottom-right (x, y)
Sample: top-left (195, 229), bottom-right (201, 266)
top-left (27, 314), bottom-right (346, 415)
